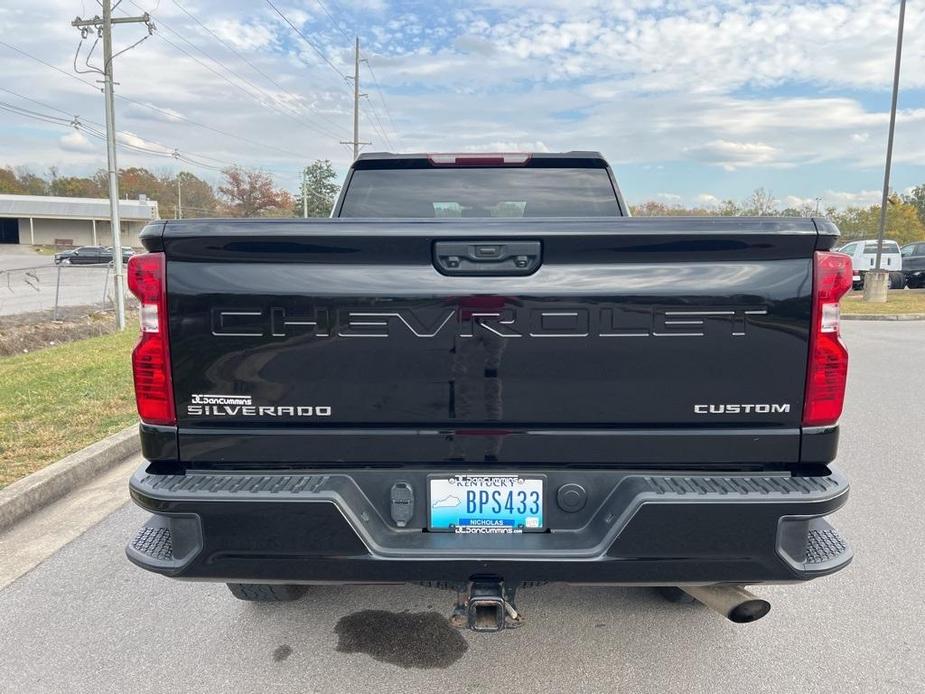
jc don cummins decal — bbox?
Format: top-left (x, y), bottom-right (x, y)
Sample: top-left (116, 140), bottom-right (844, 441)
top-left (187, 394), bottom-right (332, 417)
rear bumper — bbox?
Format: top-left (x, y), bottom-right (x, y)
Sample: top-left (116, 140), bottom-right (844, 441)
top-left (127, 464), bottom-right (851, 586)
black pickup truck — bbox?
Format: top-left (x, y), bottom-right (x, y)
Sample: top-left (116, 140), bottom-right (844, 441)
top-left (126, 152), bottom-right (853, 630)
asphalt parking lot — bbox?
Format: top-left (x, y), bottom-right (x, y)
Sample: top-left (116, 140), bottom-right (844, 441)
top-left (1, 321), bottom-right (923, 694)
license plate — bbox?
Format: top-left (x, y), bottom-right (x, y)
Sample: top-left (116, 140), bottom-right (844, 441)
top-left (428, 475), bottom-right (544, 533)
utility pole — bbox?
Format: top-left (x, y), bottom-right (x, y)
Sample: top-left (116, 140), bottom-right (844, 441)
top-left (176, 175), bottom-right (182, 219)
top-left (72, 2), bottom-right (154, 329)
top-left (865, 0), bottom-right (906, 303)
top-left (302, 168), bottom-right (308, 218)
top-left (340, 36), bottom-right (370, 160)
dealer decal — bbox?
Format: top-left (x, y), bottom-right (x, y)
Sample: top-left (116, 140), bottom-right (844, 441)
top-left (187, 394), bottom-right (332, 417)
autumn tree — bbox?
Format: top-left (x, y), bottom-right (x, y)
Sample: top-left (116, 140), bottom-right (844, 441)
top-left (48, 167), bottom-right (104, 198)
top-left (218, 166), bottom-right (293, 218)
top-left (18, 169), bottom-right (50, 195)
top-left (107, 166), bottom-right (161, 200)
top-left (828, 201), bottom-right (925, 245)
top-left (294, 159), bottom-right (340, 217)
top-left (630, 200), bottom-right (713, 216)
top-left (0, 167), bottom-right (24, 194)
top-left (903, 184), bottom-right (925, 225)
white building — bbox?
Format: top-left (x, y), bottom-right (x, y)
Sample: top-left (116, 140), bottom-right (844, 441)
top-left (0, 194), bottom-right (159, 248)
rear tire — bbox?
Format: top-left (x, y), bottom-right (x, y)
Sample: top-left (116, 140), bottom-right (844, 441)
top-left (226, 583), bottom-right (307, 602)
top-left (889, 272), bottom-right (905, 290)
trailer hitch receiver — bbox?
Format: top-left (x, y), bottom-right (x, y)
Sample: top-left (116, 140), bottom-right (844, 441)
top-left (450, 579), bottom-right (523, 632)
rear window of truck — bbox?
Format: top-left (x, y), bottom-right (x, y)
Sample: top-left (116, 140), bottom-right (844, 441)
top-left (338, 167), bottom-right (621, 218)
top-left (863, 242), bottom-right (900, 253)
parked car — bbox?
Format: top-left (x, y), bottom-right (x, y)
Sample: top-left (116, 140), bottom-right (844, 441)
top-left (106, 246), bottom-right (135, 262)
top-left (900, 241), bottom-right (925, 288)
top-left (53, 248), bottom-right (78, 264)
top-left (837, 239), bottom-right (904, 289)
top-left (124, 151), bottom-right (852, 629)
top-left (66, 245), bottom-right (134, 265)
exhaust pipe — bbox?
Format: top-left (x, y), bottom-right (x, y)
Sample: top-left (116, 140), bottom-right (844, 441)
top-left (681, 585), bottom-right (771, 623)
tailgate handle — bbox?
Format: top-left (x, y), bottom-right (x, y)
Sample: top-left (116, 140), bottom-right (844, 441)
top-left (433, 241), bottom-right (542, 276)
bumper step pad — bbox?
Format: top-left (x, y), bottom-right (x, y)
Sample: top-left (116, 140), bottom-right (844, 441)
top-left (125, 514), bottom-right (200, 572)
top-left (806, 527), bottom-right (849, 565)
top-left (131, 525), bottom-right (174, 562)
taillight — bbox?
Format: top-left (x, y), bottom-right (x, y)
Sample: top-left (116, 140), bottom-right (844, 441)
top-left (427, 153), bottom-right (531, 166)
top-left (802, 251), bottom-right (853, 426)
top-left (127, 252), bottom-right (175, 426)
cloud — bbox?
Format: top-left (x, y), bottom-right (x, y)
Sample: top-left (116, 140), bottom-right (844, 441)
top-left (656, 192), bottom-right (681, 203)
top-left (696, 193), bottom-right (721, 207)
top-left (59, 130), bottom-right (95, 153)
top-left (819, 189), bottom-right (884, 208)
top-left (0, 0), bottom-right (923, 204)
top-left (206, 18), bottom-right (276, 51)
top-left (115, 131), bottom-right (173, 156)
top-left (459, 141), bottom-right (551, 153)
top-left (683, 140), bottom-right (783, 170)
top-left (123, 102), bottom-right (185, 124)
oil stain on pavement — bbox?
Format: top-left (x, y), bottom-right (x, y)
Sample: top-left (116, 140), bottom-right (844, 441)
top-left (335, 610), bottom-right (468, 669)
top-left (272, 645), bottom-right (292, 662)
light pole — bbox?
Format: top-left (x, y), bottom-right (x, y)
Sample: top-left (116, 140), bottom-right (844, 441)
top-left (864, 0), bottom-right (906, 303)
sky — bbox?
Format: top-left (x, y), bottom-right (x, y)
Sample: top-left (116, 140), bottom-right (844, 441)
top-left (1, 0), bottom-right (924, 209)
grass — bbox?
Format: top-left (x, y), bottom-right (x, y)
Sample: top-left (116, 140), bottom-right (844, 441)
top-left (841, 290), bottom-right (925, 315)
top-left (0, 329), bottom-right (137, 488)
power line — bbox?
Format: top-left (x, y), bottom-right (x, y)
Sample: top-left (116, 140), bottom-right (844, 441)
top-left (0, 42), bottom-right (343, 203)
top-left (0, 85), bottom-right (235, 169)
top-left (362, 104), bottom-right (392, 151)
top-left (272, 0), bottom-right (401, 150)
top-left (313, 0), bottom-right (352, 41)
top-left (0, 94), bottom-right (293, 181)
top-left (364, 59), bottom-right (401, 150)
top-left (0, 39), bottom-right (327, 162)
top-left (1, 94), bottom-right (336, 206)
top-left (265, 0), bottom-right (351, 84)
top-left (167, 0), bottom-right (352, 142)
top-left (118, 2), bottom-right (350, 142)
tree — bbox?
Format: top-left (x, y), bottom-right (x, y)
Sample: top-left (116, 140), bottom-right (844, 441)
top-left (113, 167), bottom-right (161, 200)
top-left (828, 201), bottom-right (925, 245)
top-left (630, 201), bottom-right (713, 216)
top-left (903, 184), bottom-right (925, 225)
top-left (0, 167), bottom-right (24, 194)
top-left (294, 159), bottom-right (340, 217)
top-left (218, 166), bottom-right (293, 218)
top-left (779, 203), bottom-right (815, 217)
top-left (16, 168), bottom-right (49, 195)
top-left (172, 171), bottom-right (219, 218)
top-left (741, 187), bottom-right (778, 216)
top-left (48, 167), bottom-right (104, 198)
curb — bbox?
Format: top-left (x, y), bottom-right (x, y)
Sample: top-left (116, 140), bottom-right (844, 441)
top-left (842, 313), bottom-right (925, 321)
top-left (0, 425), bottom-right (139, 532)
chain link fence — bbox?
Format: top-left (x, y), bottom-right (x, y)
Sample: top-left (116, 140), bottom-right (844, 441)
top-left (0, 262), bottom-right (132, 320)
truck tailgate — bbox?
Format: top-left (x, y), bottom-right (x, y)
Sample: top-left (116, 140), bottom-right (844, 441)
top-left (155, 217), bottom-right (829, 466)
